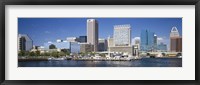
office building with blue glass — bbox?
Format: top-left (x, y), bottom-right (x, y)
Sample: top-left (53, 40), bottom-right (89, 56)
top-left (70, 42), bottom-right (81, 53)
top-left (157, 43), bottom-right (167, 52)
top-left (140, 29), bottom-right (157, 51)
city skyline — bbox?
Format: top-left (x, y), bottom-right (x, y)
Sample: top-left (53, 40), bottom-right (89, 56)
top-left (18, 18), bottom-right (182, 46)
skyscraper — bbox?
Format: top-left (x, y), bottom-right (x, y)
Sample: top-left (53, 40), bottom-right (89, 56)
top-left (154, 34), bottom-right (157, 45)
top-left (153, 34), bottom-right (157, 51)
top-left (18, 34), bottom-right (33, 51)
top-left (140, 30), bottom-right (148, 51)
top-left (170, 27), bottom-right (182, 52)
top-left (113, 24), bottom-right (131, 46)
top-left (170, 27), bottom-right (180, 37)
top-left (109, 24), bottom-right (133, 56)
top-left (87, 19), bottom-right (98, 52)
top-left (140, 29), bottom-right (157, 51)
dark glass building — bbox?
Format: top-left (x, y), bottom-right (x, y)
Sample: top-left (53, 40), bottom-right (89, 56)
top-left (18, 34), bottom-right (33, 51)
top-left (78, 36), bottom-right (87, 43)
top-left (19, 36), bottom-right (26, 51)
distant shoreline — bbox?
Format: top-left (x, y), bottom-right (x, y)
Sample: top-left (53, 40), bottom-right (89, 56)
top-left (18, 57), bottom-right (182, 62)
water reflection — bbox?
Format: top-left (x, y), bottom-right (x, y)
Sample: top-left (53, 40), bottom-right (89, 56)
top-left (18, 58), bottom-right (182, 67)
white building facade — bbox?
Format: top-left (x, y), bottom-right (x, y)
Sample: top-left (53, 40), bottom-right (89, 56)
top-left (113, 24), bottom-right (131, 46)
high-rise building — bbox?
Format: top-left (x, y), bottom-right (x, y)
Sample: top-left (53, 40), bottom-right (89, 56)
top-left (140, 29), bottom-right (157, 51)
top-left (87, 19), bottom-right (98, 52)
top-left (154, 34), bottom-right (157, 45)
top-left (108, 24), bottom-right (132, 56)
top-left (170, 27), bottom-right (180, 37)
top-left (170, 37), bottom-right (182, 52)
top-left (78, 36), bottom-right (87, 43)
top-left (113, 24), bottom-right (131, 46)
top-left (140, 30), bottom-right (148, 51)
top-left (153, 34), bottom-right (157, 50)
top-left (18, 34), bottom-right (33, 51)
top-left (98, 39), bottom-right (108, 51)
top-left (170, 27), bottom-right (182, 52)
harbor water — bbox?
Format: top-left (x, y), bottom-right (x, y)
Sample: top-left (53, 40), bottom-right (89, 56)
top-left (18, 58), bottom-right (182, 67)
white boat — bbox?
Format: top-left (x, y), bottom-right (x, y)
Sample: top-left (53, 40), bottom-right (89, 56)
top-left (48, 57), bottom-right (65, 61)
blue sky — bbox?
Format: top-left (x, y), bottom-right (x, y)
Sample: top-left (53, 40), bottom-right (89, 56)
top-left (18, 18), bottom-right (182, 47)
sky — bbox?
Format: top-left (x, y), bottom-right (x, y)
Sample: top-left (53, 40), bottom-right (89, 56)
top-left (18, 18), bottom-right (182, 47)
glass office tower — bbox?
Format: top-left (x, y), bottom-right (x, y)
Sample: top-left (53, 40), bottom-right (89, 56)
top-left (140, 29), bottom-right (157, 51)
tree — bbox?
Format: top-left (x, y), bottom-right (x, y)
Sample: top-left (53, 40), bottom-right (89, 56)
top-left (25, 51), bottom-right (30, 56)
top-left (79, 52), bottom-right (85, 56)
top-left (35, 50), bottom-right (40, 56)
top-left (18, 51), bottom-right (25, 56)
top-left (59, 52), bottom-right (66, 57)
top-left (49, 44), bottom-right (56, 49)
top-left (147, 53), bottom-right (150, 56)
top-left (29, 51), bottom-right (36, 56)
top-left (88, 52), bottom-right (95, 56)
top-left (44, 52), bottom-right (50, 56)
top-left (162, 53), bottom-right (166, 57)
top-left (51, 51), bottom-right (59, 58)
top-left (61, 49), bottom-right (70, 55)
top-left (99, 53), bottom-right (106, 57)
top-left (176, 53), bottom-right (182, 56)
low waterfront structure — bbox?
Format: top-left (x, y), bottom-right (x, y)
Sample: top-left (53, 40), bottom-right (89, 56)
top-left (109, 46), bottom-right (133, 56)
top-left (80, 43), bottom-right (94, 53)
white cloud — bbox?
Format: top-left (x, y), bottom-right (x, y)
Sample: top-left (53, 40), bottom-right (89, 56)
top-left (134, 37), bottom-right (140, 40)
top-left (44, 31), bottom-right (51, 34)
top-left (157, 37), bottom-right (164, 44)
top-left (132, 37), bottom-right (140, 45)
top-left (157, 37), bottom-right (163, 41)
